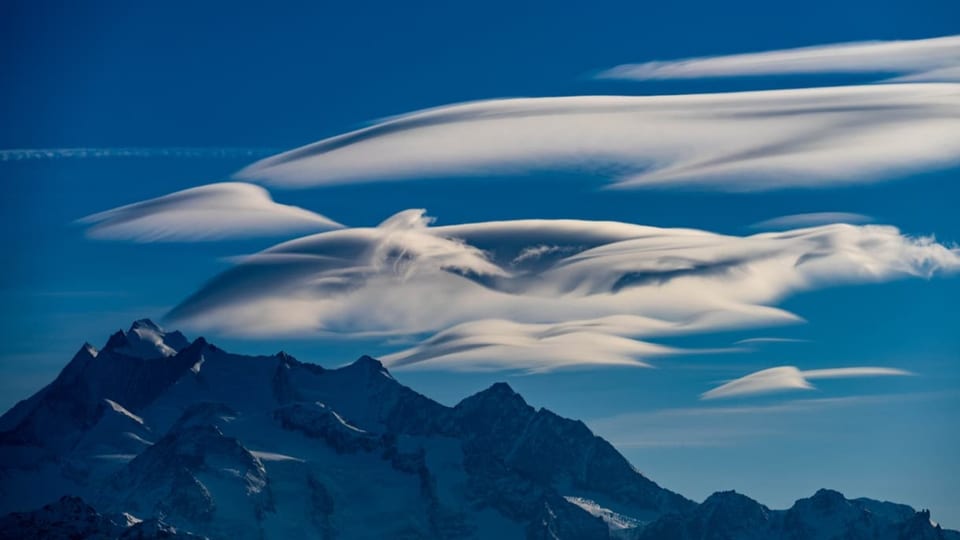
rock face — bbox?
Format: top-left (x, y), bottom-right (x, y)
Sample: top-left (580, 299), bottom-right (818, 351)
top-left (0, 320), bottom-right (956, 540)
top-left (0, 495), bottom-right (203, 539)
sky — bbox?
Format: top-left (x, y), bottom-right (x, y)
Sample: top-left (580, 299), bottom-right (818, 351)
top-left (2, 0), bottom-right (959, 527)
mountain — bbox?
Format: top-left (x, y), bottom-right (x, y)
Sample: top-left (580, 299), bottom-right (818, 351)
top-left (0, 320), bottom-right (955, 540)
top-left (634, 489), bottom-right (960, 540)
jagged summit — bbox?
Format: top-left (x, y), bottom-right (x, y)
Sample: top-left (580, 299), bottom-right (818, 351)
top-left (130, 318), bottom-right (163, 332)
top-left (102, 318), bottom-right (190, 360)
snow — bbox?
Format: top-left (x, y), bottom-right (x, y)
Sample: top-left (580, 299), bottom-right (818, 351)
top-left (120, 327), bottom-right (178, 358)
top-left (322, 403), bottom-right (367, 433)
top-left (104, 399), bottom-right (145, 425)
top-left (249, 451), bottom-right (303, 462)
top-left (564, 496), bottom-right (643, 530)
top-left (109, 319), bottom-right (190, 360)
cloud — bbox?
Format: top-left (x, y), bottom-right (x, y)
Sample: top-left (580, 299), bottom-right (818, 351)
top-left (589, 391), bottom-right (948, 448)
top-left (749, 212), bottom-right (873, 230)
top-left (163, 210), bottom-right (960, 371)
top-left (596, 34), bottom-right (960, 82)
top-left (381, 318), bottom-right (679, 372)
top-left (0, 147), bottom-right (278, 162)
top-left (79, 182), bottom-right (342, 242)
top-left (235, 84), bottom-right (960, 191)
top-left (733, 337), bottom-right (809, 345)
top-left (701, 365), bottom-right (913, 400)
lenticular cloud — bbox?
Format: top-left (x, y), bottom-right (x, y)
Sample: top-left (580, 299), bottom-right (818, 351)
top-left (597, 34), bottom-right (960, 82)
top-left (79, 182), bottom-right (342, 242)
top-left (235, 84), bottom-right (960, 191)
top-left (701, 366), bottom-right (913, 400)
top-left (166, 210), bottom-right (960, 371)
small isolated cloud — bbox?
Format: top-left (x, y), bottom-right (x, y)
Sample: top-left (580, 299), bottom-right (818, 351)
top-left (235, 84), bottom-right (960, 191)
top-left (0, 147), bottom-right (277, 162)
top-left (701, 365), bottom-right (912, 400)
top-left (163, 210), bottom-right (960, 371)
top-left (597, 34), bottom-right (960, 82)
top-left (79, 182), bottom-right (342, 242)
top-left (750, 212), bottom-right (873, 230)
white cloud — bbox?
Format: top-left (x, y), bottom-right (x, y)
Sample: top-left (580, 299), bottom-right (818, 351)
top-left (597, 34), bottom-right (960, 82)
top-left (750, 212), bottom-right (873, 230)
top-left (381, 318), bottom-right (678, 373)
top-left (79, 182), bottom-right (342, 242)
top-left (164, 211), bottom-right (960, 371)
top-left (701, 365), bottom-right (913, 400)
top-left (235, 84), bottom-right (960, 191)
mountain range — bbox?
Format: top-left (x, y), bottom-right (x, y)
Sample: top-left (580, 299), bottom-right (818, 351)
top-left (0, 319), bottom-right (955, 540)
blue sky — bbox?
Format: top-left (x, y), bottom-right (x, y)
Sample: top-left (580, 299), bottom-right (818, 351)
top-left (2, 0), bottom-right (959, 527)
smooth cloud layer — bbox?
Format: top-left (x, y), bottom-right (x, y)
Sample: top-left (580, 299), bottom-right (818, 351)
top-left (236, 84), bottom-right (960, 191)
top-left (79, 182), bottom-right (342, 242)
top-left (701, 366), bottom-right (913, 399)
top-left (164, 210), bottom-right (960, 371)
top-left (597, 35), bottom-right (960, 82)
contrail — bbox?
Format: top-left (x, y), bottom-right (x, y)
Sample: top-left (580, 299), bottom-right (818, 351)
top-left (0, 147), bottom-right (280, 162)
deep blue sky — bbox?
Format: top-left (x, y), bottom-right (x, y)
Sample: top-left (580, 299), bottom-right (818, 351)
top-left (2, 0), bottom-right (958, 527)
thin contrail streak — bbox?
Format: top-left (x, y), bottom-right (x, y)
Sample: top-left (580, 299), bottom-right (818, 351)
top-left (0, 147), bottom-right (280, 162)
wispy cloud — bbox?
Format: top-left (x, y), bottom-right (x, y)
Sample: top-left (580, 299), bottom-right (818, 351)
top-left (0, 147), bottom-right (278, 162)
top-left (733, 337), bottom-right (810, 345)
top-left (596, 34), bottom-right (960, 82)
top-left (79, 182), bottom-right (342, 242)
top-left (236, 84), bottom-right (960, 191)
top-left (701, 365), bottom-right (913, 400)
top-left (160, 210), bottom-right (960, 371)
top-left (749, 212), bottom-right (873, 230)
top-left (589, 392), bottom-right (947, 448)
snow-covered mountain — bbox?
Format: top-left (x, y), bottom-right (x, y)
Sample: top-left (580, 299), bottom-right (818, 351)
top-left (0, 320), bottom-right (955, 540)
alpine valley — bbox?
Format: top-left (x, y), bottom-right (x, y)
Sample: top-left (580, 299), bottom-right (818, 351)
top-left (0, 320), bottom-right (955, 540)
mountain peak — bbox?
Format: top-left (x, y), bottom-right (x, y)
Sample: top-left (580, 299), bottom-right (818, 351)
top-left (103, 330), bottom-right (129, 351)
top-left (487, 381), bottom-right (517, 395)
top-left (703, 489), bottom-right (764, 509)
top-left (80, 342), bottom-right (99, 357)
top-left (352, 355), bottom-right (384, 369)
top-left (102, 319), bottom-right (191, 360)
top-left (462, 381), bottom-right (524, 405)
top-left (343, 355), bottom-right (393, 378)
top-left (809, 488), bottom-right (848, 506)
top-left (454, 380), bottom-right (532, 422)
top-left (129, 318), bottom-right (162, 332)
